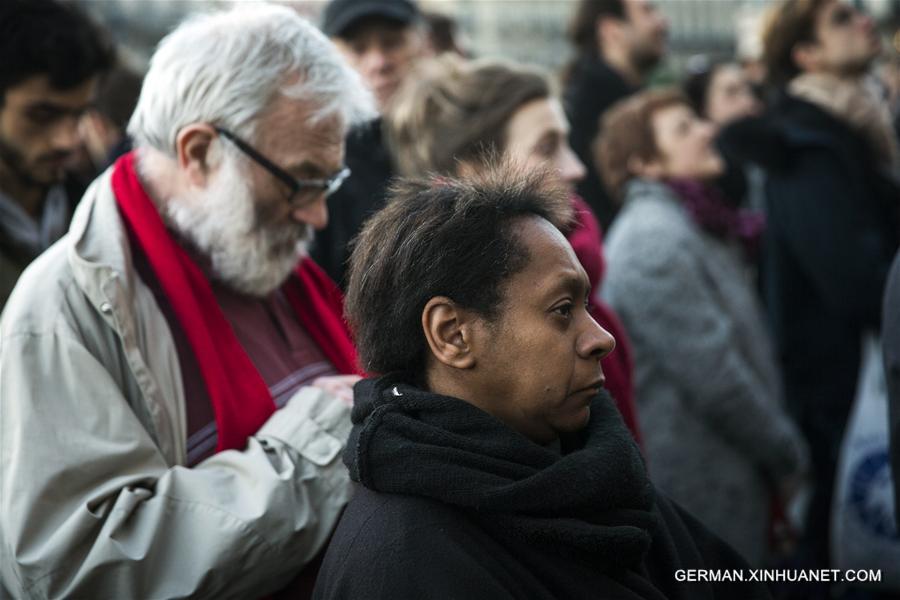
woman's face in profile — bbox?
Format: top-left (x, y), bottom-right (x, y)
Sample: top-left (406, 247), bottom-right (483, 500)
top-left (705, 64), bottom-right (760, 126)
top-left (503, 98), bottom-right (586, 193)
top-left (648, 103), bottom-right (724, 181)
top-left (466, 217), bottom-right (615, 444)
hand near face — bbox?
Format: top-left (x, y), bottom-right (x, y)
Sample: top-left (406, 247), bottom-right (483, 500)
top-left (311, 374), bottom-right (362, 406)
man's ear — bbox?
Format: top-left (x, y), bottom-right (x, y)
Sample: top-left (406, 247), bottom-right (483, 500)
top-left (596, 15), bottom-right (624, 51)
top-left (422, 296), bottom-right (478, 370)
top-left (174, 123), bottom-right (219, 187)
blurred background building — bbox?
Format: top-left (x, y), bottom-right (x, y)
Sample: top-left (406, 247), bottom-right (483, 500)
top-left (73, 0), bottom-right (900, 80)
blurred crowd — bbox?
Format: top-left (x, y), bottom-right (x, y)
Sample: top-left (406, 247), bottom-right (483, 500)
top-left (0, 0), bottom-right (899, 598)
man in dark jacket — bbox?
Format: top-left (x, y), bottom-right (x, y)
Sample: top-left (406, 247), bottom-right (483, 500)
top-left (0, 0), bottom-right (113, 311)
top-left (313, 0), bottom-right (426, 288)
top-left (720, 0), bottom-right (899, 576)
top-left (563, 0), bottom-right (668, 229)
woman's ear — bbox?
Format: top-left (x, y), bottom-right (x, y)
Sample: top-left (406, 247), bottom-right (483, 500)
top-left (422, 296), bottom-right (478, 370)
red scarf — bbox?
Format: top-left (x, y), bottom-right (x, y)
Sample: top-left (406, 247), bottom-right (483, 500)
top-left (111, 152), bottom-right (359, 453)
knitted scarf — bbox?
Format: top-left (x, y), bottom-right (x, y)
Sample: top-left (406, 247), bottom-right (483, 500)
top-left (111, 152), bottom-right (359, 453)
top-left (665, 178), bottom-right (765, 259)
top-left (345, 374), bottom-right (657, 573)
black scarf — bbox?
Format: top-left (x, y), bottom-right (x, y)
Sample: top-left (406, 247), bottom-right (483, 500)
top-left (345, 374), bottom-right (657, 574)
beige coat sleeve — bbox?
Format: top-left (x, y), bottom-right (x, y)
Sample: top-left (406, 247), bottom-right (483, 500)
top-left (0, 329), bottom-right (352, 600)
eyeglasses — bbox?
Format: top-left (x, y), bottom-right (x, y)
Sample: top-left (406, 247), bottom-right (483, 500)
top-left (215, 127), bottom-right (350, 207)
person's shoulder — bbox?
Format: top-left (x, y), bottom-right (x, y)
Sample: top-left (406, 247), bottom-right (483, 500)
top-left (610, 182), bottom-right (693, 245)
top-left (315, 487), bottom-right (491, 598)
top-left (775, 94), bottom-right (868, 157)
top-left (649, 492), bottom-right (773, 599)
top-left (334, 486), bottom-right (467, 551)
top-left (344, 119), bottom-right (385, 157)
top-left (1, 236), bottom-right (80, 339)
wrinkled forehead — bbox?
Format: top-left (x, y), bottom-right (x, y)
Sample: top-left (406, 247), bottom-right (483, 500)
top-left (254, 95), bottom-right (345, 152)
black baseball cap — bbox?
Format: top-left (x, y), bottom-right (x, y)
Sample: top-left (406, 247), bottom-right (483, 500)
top-left (322, 0), bottom-right (420, 38)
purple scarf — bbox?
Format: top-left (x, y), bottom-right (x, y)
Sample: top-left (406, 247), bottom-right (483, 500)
top-left (665, 178), bottom-right (765, 258)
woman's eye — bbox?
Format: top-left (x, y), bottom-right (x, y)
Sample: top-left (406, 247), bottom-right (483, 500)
top-left (553, 303), bottom-right (574, 318)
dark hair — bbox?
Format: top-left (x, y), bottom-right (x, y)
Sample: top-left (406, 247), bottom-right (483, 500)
top-left (682, 58), bottom-right (723, 117)
top-left (761, 0), bottom-right (827, 86)
top-left (568, 0), bottom-right (626, 57)
top-left (386, 55), bottom-right (551, 176)
top-left (345, 165), bottom-right (573, 377)
top-left (0, 0), bottom-right (114, 101)
top-left (93, 67), bottom-right (143, 131)
top-left (423, 11), bottom-right (461, 55)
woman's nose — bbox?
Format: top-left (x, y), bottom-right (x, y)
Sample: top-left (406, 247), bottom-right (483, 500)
top-left (580, 316), bottom-right (616, 361)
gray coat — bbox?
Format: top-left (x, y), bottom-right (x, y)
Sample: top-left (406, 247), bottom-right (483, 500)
top-left (602, 179), bottom-right (809, 565)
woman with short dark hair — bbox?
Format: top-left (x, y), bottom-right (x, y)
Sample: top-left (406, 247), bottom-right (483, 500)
top-left (313, 168), bottom-right (770, 600)
top-left (385, 53), bottom-right (641, 445)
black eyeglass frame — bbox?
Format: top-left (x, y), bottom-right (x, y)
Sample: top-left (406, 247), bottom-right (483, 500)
top-left (215, 126), bottom-right (350, 206)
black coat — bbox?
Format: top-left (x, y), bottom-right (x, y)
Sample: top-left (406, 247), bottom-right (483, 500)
top-left (721, 94), bottom-right (898, 415)
top-left (720, 93), bottom-right (899, 563)
top-left (309, 119), bottom-right (394, 288)
top-left (313, 376), bottom-right (771, 600)
top-left (564, 55), bottom-right (636, 231)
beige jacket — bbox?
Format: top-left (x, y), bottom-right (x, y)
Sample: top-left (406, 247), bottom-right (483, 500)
top-left (0, 169), bottom-right (353, 599)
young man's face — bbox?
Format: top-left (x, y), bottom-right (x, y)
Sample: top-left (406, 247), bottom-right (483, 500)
top-left (622, 0), bottom-right (669, 73)
top-left (0, 75), bottom-right (97, 188)
top-left (332, 18), bottom-right (424, 113)
top-left (808, 0), bottom-right (881, 77)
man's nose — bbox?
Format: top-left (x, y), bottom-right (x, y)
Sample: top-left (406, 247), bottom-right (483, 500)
top-left (292, 195), bottom-right (329, 230)
top-left (50, 116), bottom-right (82, 152)
top-left (362, 48), bottom-right (391, 75)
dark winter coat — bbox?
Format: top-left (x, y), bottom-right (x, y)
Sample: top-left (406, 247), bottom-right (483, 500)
top-left (313, 375), bottom-right (772, 600)
top-left (720, 93), bottom-right (899, 562)
top-left (564, 54), bottom-right (636, 230)
top-left (0, 177), bottom-right (84, 311)
top-left (309, 119), bottom-right (394, 289)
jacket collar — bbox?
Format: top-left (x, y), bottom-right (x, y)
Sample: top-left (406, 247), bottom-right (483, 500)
top-left (67, 167), bottom-right (139, 315)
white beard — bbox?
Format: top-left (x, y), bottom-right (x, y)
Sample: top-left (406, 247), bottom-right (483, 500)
top-left (162, 154), bottom-right (313, 297)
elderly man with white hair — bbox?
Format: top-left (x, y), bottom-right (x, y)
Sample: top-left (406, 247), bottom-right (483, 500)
top-left (0, 4), bottom-right (374, 598)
